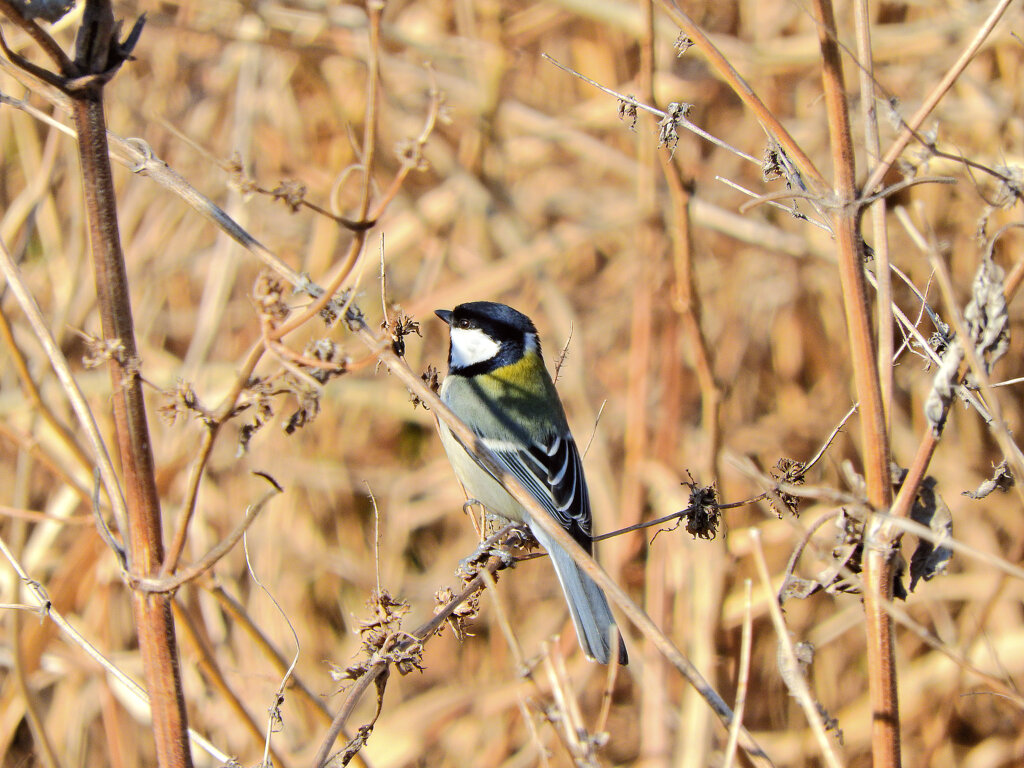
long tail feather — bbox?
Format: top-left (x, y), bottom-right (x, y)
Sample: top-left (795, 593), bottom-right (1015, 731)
top-left (531, 526), bottom-right (627, 665)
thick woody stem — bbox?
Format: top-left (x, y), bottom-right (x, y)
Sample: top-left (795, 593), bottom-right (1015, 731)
top-left (69, 23), bottom-right (193, 768)
top-left (810, 0), bottom-right (899, 765)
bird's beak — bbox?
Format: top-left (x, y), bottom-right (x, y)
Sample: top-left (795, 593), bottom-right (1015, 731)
top-left (434, 309), bottom-right (453, 325)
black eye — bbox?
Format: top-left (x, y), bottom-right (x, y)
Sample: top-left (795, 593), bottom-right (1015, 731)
top-left (455, 318), bottom-right (472, 329)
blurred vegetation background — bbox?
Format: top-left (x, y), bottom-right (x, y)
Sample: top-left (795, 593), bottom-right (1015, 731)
top-left (0, 0), bottom-right (1022, 766)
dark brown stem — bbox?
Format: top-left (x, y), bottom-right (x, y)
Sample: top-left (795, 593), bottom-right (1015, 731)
top-left (69, 24), bottom-right (193, 768)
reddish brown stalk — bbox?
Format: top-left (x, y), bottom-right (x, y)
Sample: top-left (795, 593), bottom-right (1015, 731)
top-left (57, 4), bottom-right (193, 766)
top-left (659, 0), bottom-right (827, 194)
top-left (72, 91), bottom-right (193, 768)
top-left (853, 0), bottom-right (894, 428)
top-left (862, 0), bottom-right (1016, 195)
top-left (662, 154), bottom-right (720, 480)
top-left (811, 0), bottom-right (899, 765)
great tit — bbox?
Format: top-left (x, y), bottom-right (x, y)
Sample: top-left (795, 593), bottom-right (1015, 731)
top-left (435, 301), bottom-right (627, 665)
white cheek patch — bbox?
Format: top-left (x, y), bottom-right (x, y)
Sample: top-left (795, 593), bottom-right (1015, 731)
top-left (450, 327), bottom-right (500, 368)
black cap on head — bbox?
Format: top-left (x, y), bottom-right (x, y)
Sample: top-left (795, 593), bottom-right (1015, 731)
top-left (435, 302), bottom-right (541, 375)
top-left (440, 301), bottom-right (537, 339)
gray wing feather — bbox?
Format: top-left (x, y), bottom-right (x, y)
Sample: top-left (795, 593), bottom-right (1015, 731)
top-left (483, 433), bottom-right (627, 665)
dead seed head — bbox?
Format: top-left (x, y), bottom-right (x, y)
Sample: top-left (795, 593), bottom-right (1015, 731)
top-left (673, 32), bottom-right (693, 56)
top-left (253, 273), bottom-right (291, 324)
top-left (381, 309), bottom-right (421, 358)
top-left (617, 97), bottom-right (638, 131)
top-left (769, 457), bottom-right (806, 517)
top-left (159, 379), bottom-right (212, 426)
top-left (77, 330), bottom-right (126, 369)
top-left (226, 151), bottom-right (258, 200)
top-left (395, 138), bottom-right (430, 171)
top-left (992, 164), bottom-right (1023, 208)
top-left (333, 589), bottom-right (425, 679)
top-left (412, 365), bottom-right (440, 409)
top-left (763, 145), bottom-right (785, 181)
top-left (236, 380), bottom-right (275, 454)
top-left (270, 180), bottom-right (308, 212)
top-left (680, 475), bottom-right (719, 540)
top-left (283, 385), bottom-right (321, 434)
top-left (657, 102), bottom-right (691, 156)
top-left (434, 585), bottom-right (481, 641)
top-left (302, 339), bottom-right (349, 384)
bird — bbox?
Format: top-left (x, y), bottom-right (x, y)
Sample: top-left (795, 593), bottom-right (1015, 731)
top-left (434, 301), bottom-right (627, 665)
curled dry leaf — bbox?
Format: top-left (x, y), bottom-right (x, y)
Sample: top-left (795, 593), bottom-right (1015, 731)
top-left (963, 460), bottom-right (1014, 499)
top-left (617, 97), bottom-right (638, 131)
top-left (964, 252), bottom-right (1009, 371)
top-left (923, 341), bottom-right (963, 437)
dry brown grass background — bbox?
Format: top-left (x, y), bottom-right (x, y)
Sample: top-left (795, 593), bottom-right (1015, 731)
top-left (1, 0), bottom-right (1023, 766)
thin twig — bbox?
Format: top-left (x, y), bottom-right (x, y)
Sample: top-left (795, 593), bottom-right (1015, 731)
top-left (723, 579), bottom-right (754, 768)
top-left (136, 480), bottom-right (281, 593)
top-left (0, 237), bottom-right (129, 540)
top-left (862, 0), bottom-right (1017, 194)
top-left (243, 528), bottom-right (301, 768)
top-left (542, 53), bottom-right (759, 164)
top-left (0, 531), bottom-right (231, 764)
top-left (749, 530), bottom-right (844, 768)
top-left (657, 0), bottom-right (828, 192)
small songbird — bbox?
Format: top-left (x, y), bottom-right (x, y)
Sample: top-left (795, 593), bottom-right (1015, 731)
top-left (435, 301), bottom-right (627, 665)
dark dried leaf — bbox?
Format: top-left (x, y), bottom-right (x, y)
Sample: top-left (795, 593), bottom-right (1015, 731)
top-left (907, 476), bottom-right (953, 591)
